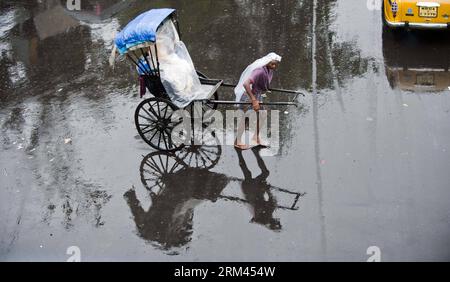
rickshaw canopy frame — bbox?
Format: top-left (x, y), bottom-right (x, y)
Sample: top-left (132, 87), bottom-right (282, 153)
top-left (115, 8), bottom-right (177, 55)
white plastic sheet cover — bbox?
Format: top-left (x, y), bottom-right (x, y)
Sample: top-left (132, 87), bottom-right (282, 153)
top-left (155, 20), bottom-right (209, 108)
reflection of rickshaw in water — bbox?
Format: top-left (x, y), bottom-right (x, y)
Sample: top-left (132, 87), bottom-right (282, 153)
top-left (112, 8), bottom-right (301, 152)
top-left (124, 145), bottom-right (305, 251)
top-left (383, 28), bottom-right (450, 93)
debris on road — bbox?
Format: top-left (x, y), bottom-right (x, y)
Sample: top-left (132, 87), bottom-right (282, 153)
top-left (64, 138), bottom-right (72, 144)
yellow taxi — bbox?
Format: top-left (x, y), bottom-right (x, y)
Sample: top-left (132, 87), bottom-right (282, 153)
top-left (383, 0), bottom-right (450, 29)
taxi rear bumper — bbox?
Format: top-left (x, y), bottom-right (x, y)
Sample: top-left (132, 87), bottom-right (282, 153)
top-left (386, 19), bottom-right (450, 29)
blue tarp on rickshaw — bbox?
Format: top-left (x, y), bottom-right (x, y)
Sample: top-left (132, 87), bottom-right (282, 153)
top-left (115, 8), bottom-right (175, 54)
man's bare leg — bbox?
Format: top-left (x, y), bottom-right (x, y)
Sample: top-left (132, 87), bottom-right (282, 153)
top-left (235, 112), bottom-right (250, 150)
top-left (252, 111), bottom-right (269, 147)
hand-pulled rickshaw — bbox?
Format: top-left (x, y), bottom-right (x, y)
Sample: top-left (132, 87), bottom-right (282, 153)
top-left (113, 8), bottom-right (302, 152)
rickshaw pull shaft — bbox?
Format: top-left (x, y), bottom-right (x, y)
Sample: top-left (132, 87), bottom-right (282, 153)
top-left (206, 100), bottom-right (299, 108)
top-left (221, 82), bottom-right (306, 97)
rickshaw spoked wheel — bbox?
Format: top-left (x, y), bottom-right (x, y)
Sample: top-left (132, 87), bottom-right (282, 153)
top-left (135, 97), bottom-right (184, 152)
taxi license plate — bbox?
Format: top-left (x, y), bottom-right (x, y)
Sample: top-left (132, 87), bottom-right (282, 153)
top-left (419, 6), bottom-right (438, 18)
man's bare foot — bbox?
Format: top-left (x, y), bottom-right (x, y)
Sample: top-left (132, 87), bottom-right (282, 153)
top-left (234, 142), bottom-right (250, 150)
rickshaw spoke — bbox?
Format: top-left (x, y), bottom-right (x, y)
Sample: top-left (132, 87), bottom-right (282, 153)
top-left (194, 149), bottom-right (208, 167)
top-left (156, 101), bottom-right (162, 118)
top-left (159, 103), bottom-right (167, 119)
top-left (161, 130), bottom-right (169, 151)
top-left (144, 182), bottom-right (159, 189)
top-left (142, 126), bottom-right (157, 136)
top-left (195, 151), bottom-right (199, 167)
top-left (143, 176), bottom-right (159, 184)
top-left (143, 160), bottom-right (156, 170)
top-left (157, 154), bottom-right (166, 172)
top-left (168, 161), bottom-right (182, 174)
top-left (166, 130), bottom-right (174, 150)
top-left (142, 107), bottom-right (158, 121)
top-left (147, 102), bottom-right (160, 119)
top-left (167, 118), bottom-right (183, 129)
top-left (183, 151), bottom-right (192, 166)
top-left (144, 158), bottom-right (160, 172)
top-left (139, 124), bottom-right (152, 132)
top-left (146, 160), bottom-right (163, 176)
top-left (148, 129), bottom-right (159, 143)
top-left (143, 164), bottom-right (159, 175)
top-left (197, 150), bottom-right (207, 167)
top-left (198, 148), bottom-right (214, 164)
top-left (177, 150), bottom-right (189, 162)
top-left (199, 147), bottom-right (217, 154)
top-left (148, 157), bottom-right (164, 175)
top-left (162, 105), bottom-right (169, 119)
top-left (165, 152), bottom-right (169, 170)
top-left (145, 178), bottom-right (160, 185)
top-left (139, 114), bottom-right (157, 123)
top-left (203, 151), bottom-right (218, 164)
top-left (162, 130), bottom-right (172, 150)
top-left (157, 130), bottom-right (163, 149)
top-left (201, 147), bottom-right (218, 156)
top-left (141, 168), bottom-right (154, 175)
top-left (163, 128), bottom-right (174, 149)
top-left (139, 123), bottom-right (155, 128)
top-left (147, 183), bottom-right (161, 190)
top-left (143, 179), bottom-right (162, 191)
top-left (145, 174), bottom-right (160, 183)
top-left (187, 151), bottom-right (194, 166)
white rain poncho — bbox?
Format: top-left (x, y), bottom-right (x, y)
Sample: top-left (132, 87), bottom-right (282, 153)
top-left (234, 53), bottom-right (282, 102)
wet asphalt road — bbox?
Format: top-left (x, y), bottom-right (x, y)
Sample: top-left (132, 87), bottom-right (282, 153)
top-left (1, 0), bottom-right (450, 262)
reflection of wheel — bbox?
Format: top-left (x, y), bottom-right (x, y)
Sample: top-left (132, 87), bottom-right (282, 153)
top-left (176, 146), bottom-right (222, 170)
top-left (175, 131), bottom-right (222, 170)
top-left (140, 152), bottom-right (187, 192)
top-left (135, 97), bottom-right (183, 152)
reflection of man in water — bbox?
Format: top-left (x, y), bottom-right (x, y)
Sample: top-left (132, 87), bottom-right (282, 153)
top-left (124, 167), bottom-right (229, 250)
top-left (235, 147), bottom-right (281, 231)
